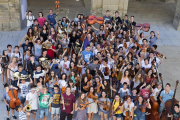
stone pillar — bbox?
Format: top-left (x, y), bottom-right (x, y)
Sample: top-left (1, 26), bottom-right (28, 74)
top-left (173, 0), bottom-right (180, 31)
top-left (92, 0), bottom-right (129, 17)
top-left (0, 0), bottom-right (21, 31)
top-left (82, 0), bottom-right (92, 16)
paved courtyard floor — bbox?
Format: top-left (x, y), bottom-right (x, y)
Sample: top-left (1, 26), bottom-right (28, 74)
top-left (0, 0), bottom-right (180, 119)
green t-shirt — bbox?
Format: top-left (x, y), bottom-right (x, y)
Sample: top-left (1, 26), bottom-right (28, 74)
top-left (39, 93), bottom-right (51, 108)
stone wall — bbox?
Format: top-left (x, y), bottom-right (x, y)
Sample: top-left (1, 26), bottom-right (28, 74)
top-left (173, 0), bottom-right (180, 31)
top-left (0, 0), bottom-right (21, 31)
top-left (92, 0), bottom-right (129, 17)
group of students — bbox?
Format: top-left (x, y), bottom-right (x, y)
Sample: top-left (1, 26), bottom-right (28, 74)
top-left (0, 8), bottom-right (180, 120)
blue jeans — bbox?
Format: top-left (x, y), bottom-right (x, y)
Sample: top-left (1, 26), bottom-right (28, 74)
top-left (39, 108), bottom-right (49, 119)
top-left (159, 105), bottom-right (164, 113)
top-left (114, 114), bottom-right (122, 118)
top-left (11, 80), bottom-right (18, 88)
top-left (50, 24), bottom-right (56, 28)
top-left (20, 96), bottom-right (26, 104)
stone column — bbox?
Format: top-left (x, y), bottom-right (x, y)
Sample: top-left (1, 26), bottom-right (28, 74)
top-left (0, 0), bottom-right (21, 31)
top-left (173, 0), bottom-right (180, 31)
top-left (83, 0), bottom-right (92, 16)
top-left (92, 0), bottom-right (129, 17)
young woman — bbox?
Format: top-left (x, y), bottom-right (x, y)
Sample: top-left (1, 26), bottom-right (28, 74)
top-left (67, 79), bottom-right (76, 95)
top-left (24, 28), bottom-right (34, 47)
top-left (33, 25), bottom-right (40, 38)
top-left (112, 94), bottom-right (123, 120)
top-left (48, 71), bottom-right (58, 93)
top-left (82, 68), bottom-right (92, 81)
top-left (70, 53), bottom-right (78, 65)
top-left (132, 72), bottom-right (143, 93)
top-left (8, 56), bottom-right (18, 86)
top-left (120, 69), bottom-right (131, 88)
top-left (81, 76), bottom-right (89, 93)
top-left (56, 43), bottom-right (63, 58)
top-left (75, 93), bottom-right (87, 120)
top-left (149, 31), bottom-right (159, 48)
top-left (137, 28), bottom-right (150, 45)
top-left (123, 96), bottom-right (134, 120)
top-left (134, 96), bottom-right (151, 120)
top-left (40, 25), bottom-right (49, 42)
top-left (99, 91), bottom-right (110, 120)
top-left (69, 61), bottom-right (77, 74)
top-left (58, 73), bottom-right (67, 94)
top-left (77, 59), bottom-right (86, 76)
top-left (37, 76), bottom-right (45, 93)
top-left (145, 69), bottom-right (153, 84)
top-left (93, 76), bottom-right (102, 98)
top-left (44, 20), bottom-right (50, 30)
top-left (49, 27), bottom-right (57, 41)
top-left (56, 20), bottom-right (63, 29)
top-left (87, 86), bottom-right (98, 120)
top-left (37, 12), bottom-right (46, 28)
top-left (1, 50), bottom-right (9, 84)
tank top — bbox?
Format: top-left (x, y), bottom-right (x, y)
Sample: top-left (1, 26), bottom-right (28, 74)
top-left (138, 38), bottom-right (143, 45)
top-left (27, 36), bottom-right (33, 42)
top-left (10, 65), bottom-right (18, 80)
top-left (113, 100), bottom-right (122, 114)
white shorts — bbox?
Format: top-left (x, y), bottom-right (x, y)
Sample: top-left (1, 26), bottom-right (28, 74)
top-left (51, 107), bottom-right (60, 115)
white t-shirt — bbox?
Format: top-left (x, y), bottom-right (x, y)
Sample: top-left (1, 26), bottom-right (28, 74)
top-left (149, 57), bottom-right (160, 65)
top-left (123, 101), bottom-right (134, 116)
top-left (11, 52), bottom-right (23, 64)
top-left (151, 88), bottom-right (161, 101)
top-left (60, 60), bottom-right (70, 75)
top-left (19, 82), bottom-right (29, 97)
top-left (118, 88), bottom-right (130, 94)
top-left (99, 64), bottom-right (110, 79)
top-left (26, 91), bottom-right (38, 110)
top-left (58, 80), bottom-right (67, 89)
top-left (141, 63), bottom-right (151, 69)
top-left (26, 15), bottom-right (35, 27)
top-left (93, 49), bottom-right (100, 56)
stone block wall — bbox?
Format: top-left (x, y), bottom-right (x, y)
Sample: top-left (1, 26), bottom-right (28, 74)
top-left (0, 0), bottom-right (21, 31)
top-left (92, 0), bottom-right (129, 17)
top-left (173, 0), bottom-right (180, 30)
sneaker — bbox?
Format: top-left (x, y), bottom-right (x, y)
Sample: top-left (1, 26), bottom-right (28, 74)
top-left (12, 115), bottom-right (17, 119)
top-left (6, 118), bottom-right (10, 120)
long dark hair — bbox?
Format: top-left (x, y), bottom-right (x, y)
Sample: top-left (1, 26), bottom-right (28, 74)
top-left (135, 95), bottom-right (144, 106)
top-left (2, 50), bottom-right (9, 63)
top-left (89, 86), bottom-right (95, 95)
top-left (38, 76), bottom-right (44, 85)
top-left (27, 28), bottom-right (34, 37)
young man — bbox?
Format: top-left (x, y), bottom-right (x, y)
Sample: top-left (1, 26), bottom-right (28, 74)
top-left (46, 40), bottom-right (57, 59)
top-left (24, 10), bottom-right (35, 31)
top-left (118, 82), bottom-right (130, 100)
top-left (11, 46), bottom-right (23, 64)
top-left (32, 38), bottom-right (42, 58)
top-left (3, 83), bottom-right (18, 120)
top-left (33, 65), bottom-right (46, 84)
top-left (27, 55), bottom-right (39, 78)
top-left (60, 55), bottom-right (70, 75)
top-left (80, 45), bottom-right (93, 64)
top-left (30, 19), bottom-right (41, 29)
top-left (60, 86), bottom-right (75, 120)
top-left (48, 9), bottom-right (58, 28)
top-left (103, 10), bottom-right (112, 23)
top-left (37, 86), bottom-right (51, 120)
top-left (39, 49), bottom-right (51, 60)
top-left (149, 52), bottom-right (163, 67)
top-left (49, 85), bottom-right (61, 120)
top-left (17, 75), bottom-right (33, 108)
top-left (26, 84), bottom-right (39, 120)
top-left (99, 58), bottom-right (111, 80)
top-left (7, 44), bottom-right (13, 61)
top-left (82, 34), bottom-right (91, 50)
top-left (88, 57), bottom-right (100, 76)
top-left (16, 104), bottom-right (30, 120)
top-left (19, 39), bottom-right (33, 53)
top-left (171, 104), bottom-right (180, 120)
top-left (139, 83), bottom-right (154, 101)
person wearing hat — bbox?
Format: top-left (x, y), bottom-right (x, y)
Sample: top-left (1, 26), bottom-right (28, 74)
top-left (17, 74), bottom-right (33, 109)
top-left (26, 84), bottom-right (39, 120)
top-left (3, 83), bottom-right (18, 120)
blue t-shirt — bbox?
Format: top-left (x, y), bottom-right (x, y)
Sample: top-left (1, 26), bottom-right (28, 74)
top-left (48, 13), bottom-right (56, 25)
top-left (81, 50), bottom-right (93, 63)
top-left (160, 90), bottom-right (174, 106)
top-left (3, 91), bottom-right (11, 103)
top-left (50, 91), bottom-right (61, 108)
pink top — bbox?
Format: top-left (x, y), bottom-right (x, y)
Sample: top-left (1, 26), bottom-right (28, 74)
top-left (121, 77), bottom-right (130, 85)
top-left (37, 17), bottom-right (46, 28)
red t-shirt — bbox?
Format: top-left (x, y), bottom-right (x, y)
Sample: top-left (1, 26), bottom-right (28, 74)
top-left (61, 93), bottom-right (75, 113)
top-left (140, 89), bottom-right (151, 100)
top-left (47, 46), bottom-right (56, 59)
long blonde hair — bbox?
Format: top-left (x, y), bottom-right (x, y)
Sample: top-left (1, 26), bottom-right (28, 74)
top-left (78, 93), bottom-right (86, 105)
top-left (134, 71), bottom-right (143, 83)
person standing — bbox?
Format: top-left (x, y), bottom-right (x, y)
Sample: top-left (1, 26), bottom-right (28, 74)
top-left (24, 10), bottom-right (35, 31)
top-left (37, 12), bottom-right (46, 28)
top-left (60, 86), bottom-right (75, 120)
top-left (103, 10), bottom-right (112, 23)
top-left (37, 86), bottom-right (51, 120)
top-left (79, 45), bottom-right (93, 64)
top-left (49, 85), bottom-right (61, 120)
top-left (26, 85), bottom-right (39, 120)
top-left (48, 9), bottom-right (58, 28)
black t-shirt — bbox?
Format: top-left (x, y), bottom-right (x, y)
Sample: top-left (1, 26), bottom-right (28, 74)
top-left (115, 16), bottom-right (122, 25)
top-left (172, 110), bottom-right (180, 120)
top-left (39, 55), bottom-right (51, 60)
top-left (69, 35), bottom-right (78, 47)
top-left (21, 43), bottom-right (33, 52)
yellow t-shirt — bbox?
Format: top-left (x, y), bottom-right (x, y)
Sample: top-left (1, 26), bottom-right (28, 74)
top-left (113, 100), bottom-right (122, 114)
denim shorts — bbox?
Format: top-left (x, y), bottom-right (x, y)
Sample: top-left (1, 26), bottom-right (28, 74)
top-left (114, 114), bottom-right (122, 118)
top-left (20, 96), bottom-right (26, 104)
top-left (39, 108), bottom-right (49, 119)
top-left (51, 107), bottom-right (60, 115)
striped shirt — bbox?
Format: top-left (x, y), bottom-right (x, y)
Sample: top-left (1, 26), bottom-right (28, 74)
top-left (19, 111), bottom-right (27, 120)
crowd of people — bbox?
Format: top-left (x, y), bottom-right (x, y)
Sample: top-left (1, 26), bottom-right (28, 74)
top-left (0, 8), bottom-right (180, 120)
